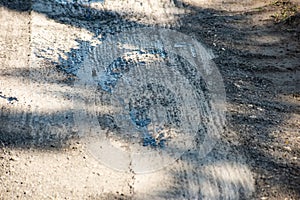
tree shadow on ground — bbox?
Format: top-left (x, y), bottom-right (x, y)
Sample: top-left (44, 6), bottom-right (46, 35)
top-left (0, 0), bottom-right (299, 199)
top-left (172, 1), bottom-right (300, 198)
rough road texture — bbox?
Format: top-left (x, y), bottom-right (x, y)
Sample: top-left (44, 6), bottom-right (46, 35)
top-left (0, 0), bottom-right (299, 199)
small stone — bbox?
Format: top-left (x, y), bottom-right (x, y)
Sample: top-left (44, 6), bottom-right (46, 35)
top-left (283, 146), bottom-right (292, 151)
top-left (9, 156), bottom-right (19, 161)
top-left (257, 107), bottom-right (264, 111)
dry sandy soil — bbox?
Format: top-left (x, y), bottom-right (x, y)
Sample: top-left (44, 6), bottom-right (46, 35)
top-left (0, 0), bottom-right (299, 199)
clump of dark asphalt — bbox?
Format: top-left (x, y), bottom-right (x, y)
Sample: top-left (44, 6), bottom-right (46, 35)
top-left (0, 92), bottom-right (18, 104)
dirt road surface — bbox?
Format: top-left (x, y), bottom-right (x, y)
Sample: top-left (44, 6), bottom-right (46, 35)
top-left (0, 0), bottom-right (299, 199)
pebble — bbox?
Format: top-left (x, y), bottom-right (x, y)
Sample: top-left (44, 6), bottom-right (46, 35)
top-left (283, 146), bottom-right (292, 151)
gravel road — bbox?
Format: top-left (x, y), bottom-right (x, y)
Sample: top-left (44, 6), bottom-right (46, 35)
top-left (0, 0), bottom-right (299, 199)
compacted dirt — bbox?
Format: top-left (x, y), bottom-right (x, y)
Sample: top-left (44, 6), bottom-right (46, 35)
top-left (0, 0), bottom-right (299, 199)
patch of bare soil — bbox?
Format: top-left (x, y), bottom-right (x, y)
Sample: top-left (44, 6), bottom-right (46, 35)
top-left (0, 0), bottom-right (299, 199)
top-left (178, 0), bottom-right (300, 199)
